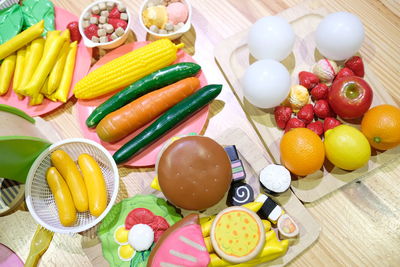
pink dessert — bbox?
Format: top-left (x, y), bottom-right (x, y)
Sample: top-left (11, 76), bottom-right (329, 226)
top-left (167, 2), bottom-right (188, 24)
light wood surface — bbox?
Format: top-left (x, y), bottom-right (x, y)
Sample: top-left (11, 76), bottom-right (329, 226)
top-left (1, 0), bottom-right (399, 266)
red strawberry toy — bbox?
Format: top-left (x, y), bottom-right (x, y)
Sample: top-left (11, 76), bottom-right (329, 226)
top-left (335, 67), bottom-right (355, 81)
top-left (297, 104), bottom-right (314, 124)
top-left (67, 21), bottom-right (81, 43)
top-left (324, 117), bottom-right (342, 133)
top-left (285, 118), bottom-right (305, 132)
top-left (310, 83), bottom-right (329, 100)
top-left (313, 99), bottom-right (332, 119)
top-left (84, 24), bottom-right (99, 40)
top-left (274, 106), bottom-right (292, 130)
top-left (108, 18), bottom-right (128, 30)
top-left (345, 56), bottom-right (364, 77)
top-left (299, 71), bottom-right (320, 90)
top-left (307, 121), bottom-right (324, 136)
top-left (109, 6), bottom-right (121, 19)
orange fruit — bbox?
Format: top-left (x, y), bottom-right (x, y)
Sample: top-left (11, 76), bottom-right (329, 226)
top-left (280, 128), bottom-right (325, 176)
top-left (361, 104), bottom-right (400, 150)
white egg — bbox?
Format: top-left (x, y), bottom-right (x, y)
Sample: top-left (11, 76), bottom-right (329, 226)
top-left (128, 224), bottom-right (154, 251)
top-left (242, 59), bottom-right (291, 109)
top-left (316, 12), bottom-right (364, 61)
top-left (248, 16), bottom-right (295, 61)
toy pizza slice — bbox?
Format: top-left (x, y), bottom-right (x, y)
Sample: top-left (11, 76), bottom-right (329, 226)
top-left (148, 213), bottom-right (210, 267)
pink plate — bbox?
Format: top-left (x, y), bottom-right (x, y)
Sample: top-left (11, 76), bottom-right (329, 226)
top-left (0, 7), bottom-right (92, 117)
top-left (0, 243), bottom-right (23, 267)
top-left (76, 42), bottom-right (209, 167)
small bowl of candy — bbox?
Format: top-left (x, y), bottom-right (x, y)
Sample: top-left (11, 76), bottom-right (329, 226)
top-left (79, 0), bottom-right (132, 49)
top-left (139, 0), bottom-right (192, 40)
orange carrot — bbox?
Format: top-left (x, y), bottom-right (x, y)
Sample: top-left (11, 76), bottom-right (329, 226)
top-left (96, 77), bottom-right (200, 142)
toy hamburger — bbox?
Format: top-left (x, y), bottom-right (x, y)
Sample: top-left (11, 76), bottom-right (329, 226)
top-left (156, 135), bottom-right (232, 211)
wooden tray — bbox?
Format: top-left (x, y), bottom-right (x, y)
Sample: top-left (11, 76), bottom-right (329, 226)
top-left (82, 128), bottom-right (321, 267)
top-left (214, 1), bottom-right (400, 202)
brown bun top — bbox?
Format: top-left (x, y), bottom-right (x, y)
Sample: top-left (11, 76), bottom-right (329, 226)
top-left (157, 136), bottom-right (232, 210)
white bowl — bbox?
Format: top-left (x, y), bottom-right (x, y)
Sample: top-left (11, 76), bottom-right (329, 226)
top-left (25, 138), bottom-right (119, 234)
top-left (78, 0), bottom-right (132, 49)
top-left (139, 0), bottom-right (192, 40)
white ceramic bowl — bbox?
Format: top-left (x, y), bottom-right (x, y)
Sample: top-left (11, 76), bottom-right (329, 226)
top-left (78, 0), bottom-right (132, 49)
top-left (139, 0), bottom-right (192, 40)
top-left (25, 138), bottom-right (119, 234)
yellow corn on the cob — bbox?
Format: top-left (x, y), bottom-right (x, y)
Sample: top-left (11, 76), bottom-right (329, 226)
top-left (0, 54), bottom-right (16, 95)
top-left (74, 39), bottom-right (184, 99)
top-left (0, 20), bottom-right (44, 60)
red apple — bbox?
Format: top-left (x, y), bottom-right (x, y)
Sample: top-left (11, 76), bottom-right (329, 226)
top-left (328, 76), bottom-right (373, 119)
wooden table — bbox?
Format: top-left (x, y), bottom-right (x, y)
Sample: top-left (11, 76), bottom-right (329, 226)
top-left (4, 0), bottom-right (400, 266)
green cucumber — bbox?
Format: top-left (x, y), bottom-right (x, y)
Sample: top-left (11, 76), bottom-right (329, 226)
top-left (86, 62), bottom-right (201, 128)
top-left (113, 84), bottom-right (222, 164)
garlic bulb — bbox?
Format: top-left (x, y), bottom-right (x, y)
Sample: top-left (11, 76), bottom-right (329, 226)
top-left (312, 59), bottom-right (339, 83)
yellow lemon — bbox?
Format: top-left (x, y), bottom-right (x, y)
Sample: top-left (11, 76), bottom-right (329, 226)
top-left (324, 125), bottom-right (371, 170)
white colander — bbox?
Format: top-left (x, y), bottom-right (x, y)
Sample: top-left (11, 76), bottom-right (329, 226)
top-left (25, 138), bottom-right (119, 234)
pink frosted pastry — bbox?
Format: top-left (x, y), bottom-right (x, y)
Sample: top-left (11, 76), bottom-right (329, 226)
top-left (167, 2), bottom-right (188, 24)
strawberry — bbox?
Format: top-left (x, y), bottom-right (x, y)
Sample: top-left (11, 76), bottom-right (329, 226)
top-left (307, 121), bottom-right (324, 136)
top-left (323, 117), bottom-right (341, 133)
top-left (310, 83), bottom-right (329, 100)
top-left (274, 106), bottom-right (292, 130)
top-left (66, 21), bottom-right (81, 43)
top-left (335, 67), bottom-right (354, 81)
top-left (313, 99), bottom-right (332, 119)
top-left (345, 56), bottom-right (364, 77)
top-left (297, 104), bottom-right (314, 124)
top-left (298, 71), bottom-right (320, 90)
top-left (285, 118), bottom-right (305, 133)
top-left (84, 24), bottom-right (99, 40)
top-left (108, 18), bottom-right (128, 30)
top-left (109, 6), bottom-right (121, 19)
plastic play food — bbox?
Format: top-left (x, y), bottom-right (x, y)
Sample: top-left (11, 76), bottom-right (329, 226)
top-left (277, 214), bottom-right (299, 239)
top-left (47, 39), bottom-right (69, 93)
top-left (86, 62), bottom-right (201, 128)
top-left (280, 128), bottom-right (325, 176)
top-left (0, 54), bottom-right (16, 95)
top-left (312, 59), bottom-right (339, 83)
top-left (113, 84), bottom-right (222, 164)
top-left (148, 214), bottom-right (210, 267)
top-left (227, 182), bottom-right (254, 206)
top-left (53, 41), bottom-right (78, 103)
top-left (224, 145), bottom-right (246, 182)
top-left (260, 164), bottom-right (291, 195)
top-left (142, 0), bottom-right (189, 35)
top-left (0, 20), bottom-right (44, 60)
top-left (46, 167), bottom-right (77, 226)
top-left (324, 124), bottom-right (371, 170)
top-left (97, 195), bottom-right (181, 266)
top-left (22, 30), bottom-right (68, 97)
top-left (80, 1), bottom-right (129, 44)
top-left (50, 149), bottom-right (89, 212)
top-left (143, 5), bottom-right (168, 28)
top-left (73, 39), bottom-right (182, 99)
top-left (78, 153), bottom-right (107, 217)
top-left (12, 47), bottom-right (26, 96)
top-left (316, 12), bottom-right (364, 61)
top-left (242, 59), bottom-right (291, 109)
top-left (361, 104), bottom-right (400, 150)
top-left (329, 76), bottom-right (373, 119)
top-left (157, 135), bottom-right (232, 210)
top-left (255, 194), bottom-right (284, 224)
top-left (248, 16), bottom-right (295, 61)
top-left (96, 77), bottom-right (200, 143)
top-left (287, 84), bottom-right (310, 112)
top-left (167, 2), bottom-right (188, 24)
top-left (211, 206), bottom-right (265, 263)
top-left (20, 38), bottom-right (45, 91)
